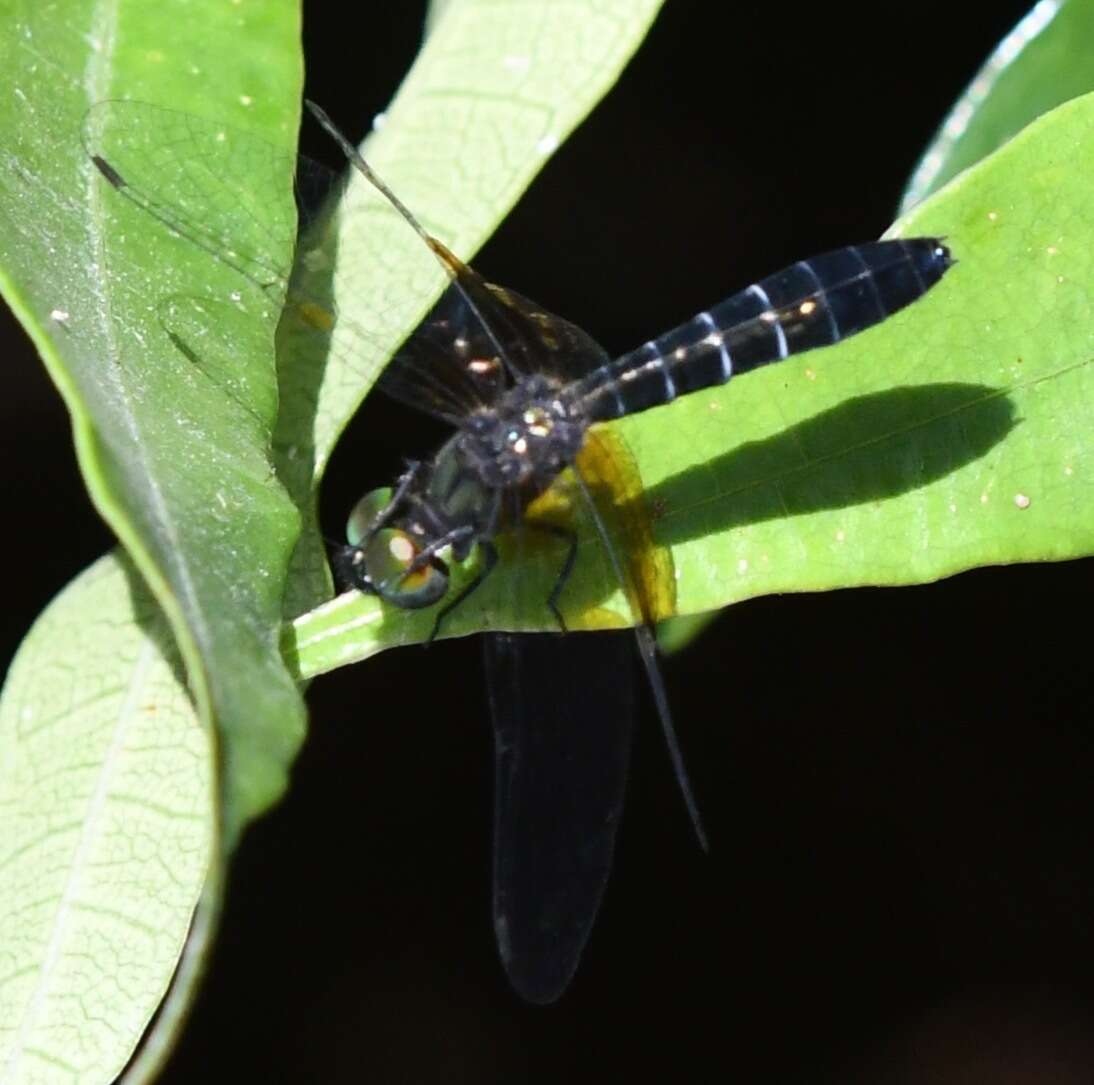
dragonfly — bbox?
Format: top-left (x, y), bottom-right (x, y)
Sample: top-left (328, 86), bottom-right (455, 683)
top-left (85, 99), bottom-right (953, 1003)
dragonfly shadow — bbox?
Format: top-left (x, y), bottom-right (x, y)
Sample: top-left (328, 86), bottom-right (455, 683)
top-left (271, 167), bottom-right (348, 499)
top-left (637, 381), bottom-right (1017, 548)
top-left (268, 182), bottom-right (356, 610)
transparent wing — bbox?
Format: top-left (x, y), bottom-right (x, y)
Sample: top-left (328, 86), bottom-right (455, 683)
top-left (81, 99), bottom-right (506, 423)
top-left (302, 101), bottom-right (616, 395)
top-left (83, 101), bottom-right (619, 425)
top-left (486, 629), bottom-right (634, 1004)
top-left (83, 100), bottom-right (300, 292)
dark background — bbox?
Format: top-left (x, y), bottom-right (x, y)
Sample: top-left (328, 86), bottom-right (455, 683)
top-left (6, 1), bottom-right (1094, 1081)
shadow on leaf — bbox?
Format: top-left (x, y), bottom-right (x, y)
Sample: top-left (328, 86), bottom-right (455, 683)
top-left (640, 381), bottom-right (1016, 546)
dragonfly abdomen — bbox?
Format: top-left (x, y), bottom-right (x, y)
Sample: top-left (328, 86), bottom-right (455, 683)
top-left (569, 238), bottom-right (951, 422)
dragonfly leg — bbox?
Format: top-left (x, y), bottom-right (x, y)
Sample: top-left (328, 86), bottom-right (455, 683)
top-left (367, 459), bottom-right (422, 534)
top-left (403, 521), bottom-right (474, 575)
top-left (427, 540), bottom-right (499, 644)
top-left (523, 521), bottom-right (577, 633)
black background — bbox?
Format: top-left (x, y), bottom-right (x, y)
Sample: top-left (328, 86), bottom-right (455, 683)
top-left (5, 2), bottom-right (1094, 1081)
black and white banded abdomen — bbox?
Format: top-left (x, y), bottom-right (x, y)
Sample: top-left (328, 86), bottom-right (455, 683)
top-left (566, 238), bottom-right (952, 423)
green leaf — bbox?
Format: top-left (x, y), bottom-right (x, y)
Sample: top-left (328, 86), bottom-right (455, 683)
top-left (290, 90), bottom-right (1094, 676)
top-left (0, 1), bottom-right (302, 1079)
top-left (0, 0), bottom-right (307, 847)
top-left (902, 0), bottom-right (1094, 211)
top-left (0, 555), bottom-right (211, 1085)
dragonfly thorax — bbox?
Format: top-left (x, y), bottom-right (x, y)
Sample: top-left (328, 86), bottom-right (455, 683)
top-left (458, 375), bottom-right (587, 490)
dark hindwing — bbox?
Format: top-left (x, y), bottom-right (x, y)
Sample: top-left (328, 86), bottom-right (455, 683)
top-left (486, 630), bottom-right (634, 1004)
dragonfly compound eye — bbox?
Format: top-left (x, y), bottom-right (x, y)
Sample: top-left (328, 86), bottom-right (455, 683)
top-left (363, 528), bottom-right (448, 608)
top-left (343, 487), bottom-right (447, 607)
top-left (346, 487), bottom-right (395, 546)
